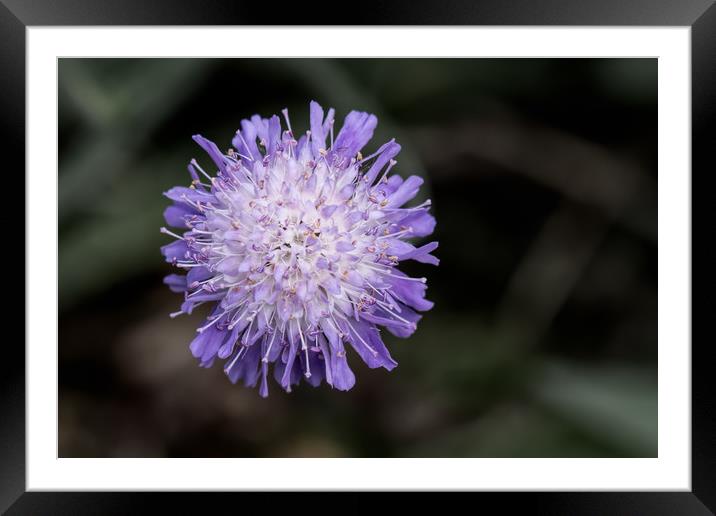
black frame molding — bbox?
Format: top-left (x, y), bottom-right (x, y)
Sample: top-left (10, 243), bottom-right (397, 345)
top-left (4, 1), bottom-right (713, 513)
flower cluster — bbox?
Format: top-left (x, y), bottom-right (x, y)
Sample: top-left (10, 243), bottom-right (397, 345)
top-left (161, 101), bottom-right (437, 396)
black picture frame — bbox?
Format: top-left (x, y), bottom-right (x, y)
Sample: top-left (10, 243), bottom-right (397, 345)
top-left (3, 1), bottom-right (713, 513)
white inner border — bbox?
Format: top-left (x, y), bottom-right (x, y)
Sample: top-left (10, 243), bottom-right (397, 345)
top-left (27, 27), bottom-right (691, 491)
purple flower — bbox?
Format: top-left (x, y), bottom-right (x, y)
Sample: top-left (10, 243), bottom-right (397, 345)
top-left (161, 101), bottom-right (438, 396)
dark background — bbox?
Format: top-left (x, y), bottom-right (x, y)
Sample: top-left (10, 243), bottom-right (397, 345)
top-left (58, 58), bottom-right (657, 458)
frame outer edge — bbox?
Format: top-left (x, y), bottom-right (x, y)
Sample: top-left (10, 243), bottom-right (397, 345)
top-left (0, 0), bottom-right (715, 25)
top-left (5, 0), bottom-right (713, 512)
top-left (691, 2), bottom-right (716, 514)
top-left (0, 0), bottom-right (27, 513)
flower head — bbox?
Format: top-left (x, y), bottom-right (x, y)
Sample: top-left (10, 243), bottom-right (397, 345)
top-left (161, 101), bottom-right (437, 396)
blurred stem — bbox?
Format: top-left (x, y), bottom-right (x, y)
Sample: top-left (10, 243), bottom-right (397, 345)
top-left (411, 119), bottom-right (656, 241)
top-left (531, 360), bottom-right (657, 457)
top-left (59, 59), bottom-right (214, 222)
top-left (59, 156), bottom-right (170, 308)
top-left (494, 200), bottom-right (610, 349)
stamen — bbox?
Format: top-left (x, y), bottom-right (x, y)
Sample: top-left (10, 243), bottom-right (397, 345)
top-left (341, 316), bottom-right (378, 357)
top-left (281, 108), bottom-right (293, 134)
top-left (395, 275), bottom-right (427, 283)
top-left (235, 131), bottom-right (256, 161)
top-left (197, 314), bottom-right (224, 333)
top-left (304, 345), bottom-right (311, 378)
top-left (160, 227), bottom-right (185, 240)
top-left (190, 159), bottom-right (214, 181)
top-left (377, 159), bottom-right (397, 185)
top-left (376, 227), bottom-right (412, 240)
top-left (262, 324), bottom-right (280, 363)
top-left (224, 346), bottom-right (247, 374)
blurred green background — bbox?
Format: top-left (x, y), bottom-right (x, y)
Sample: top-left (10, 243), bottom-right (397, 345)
top-left (59, 58), bottom-right (657, 458)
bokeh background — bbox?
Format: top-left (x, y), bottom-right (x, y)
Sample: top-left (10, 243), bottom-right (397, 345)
top-left (59, 58), bottom-right (657, 458)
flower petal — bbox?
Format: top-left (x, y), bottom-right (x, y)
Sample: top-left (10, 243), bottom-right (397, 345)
top-left (331, 110), bottom-right (378, 164)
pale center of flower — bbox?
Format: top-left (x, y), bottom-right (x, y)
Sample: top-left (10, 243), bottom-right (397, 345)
top-left (204, 154), bottom-right (381, 330)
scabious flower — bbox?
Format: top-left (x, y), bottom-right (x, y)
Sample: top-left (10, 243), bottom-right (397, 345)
top-left (161, 101), bottom-right (438, 396)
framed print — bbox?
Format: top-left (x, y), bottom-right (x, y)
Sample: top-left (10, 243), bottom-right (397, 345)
top-left (4, 0), bottom-right (713, 513)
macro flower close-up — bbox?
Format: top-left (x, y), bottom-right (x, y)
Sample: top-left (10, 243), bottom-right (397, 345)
top-left (59, 58), bottom-right (658, 460)
top-left (160, 101), bottom-right (438, 397)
